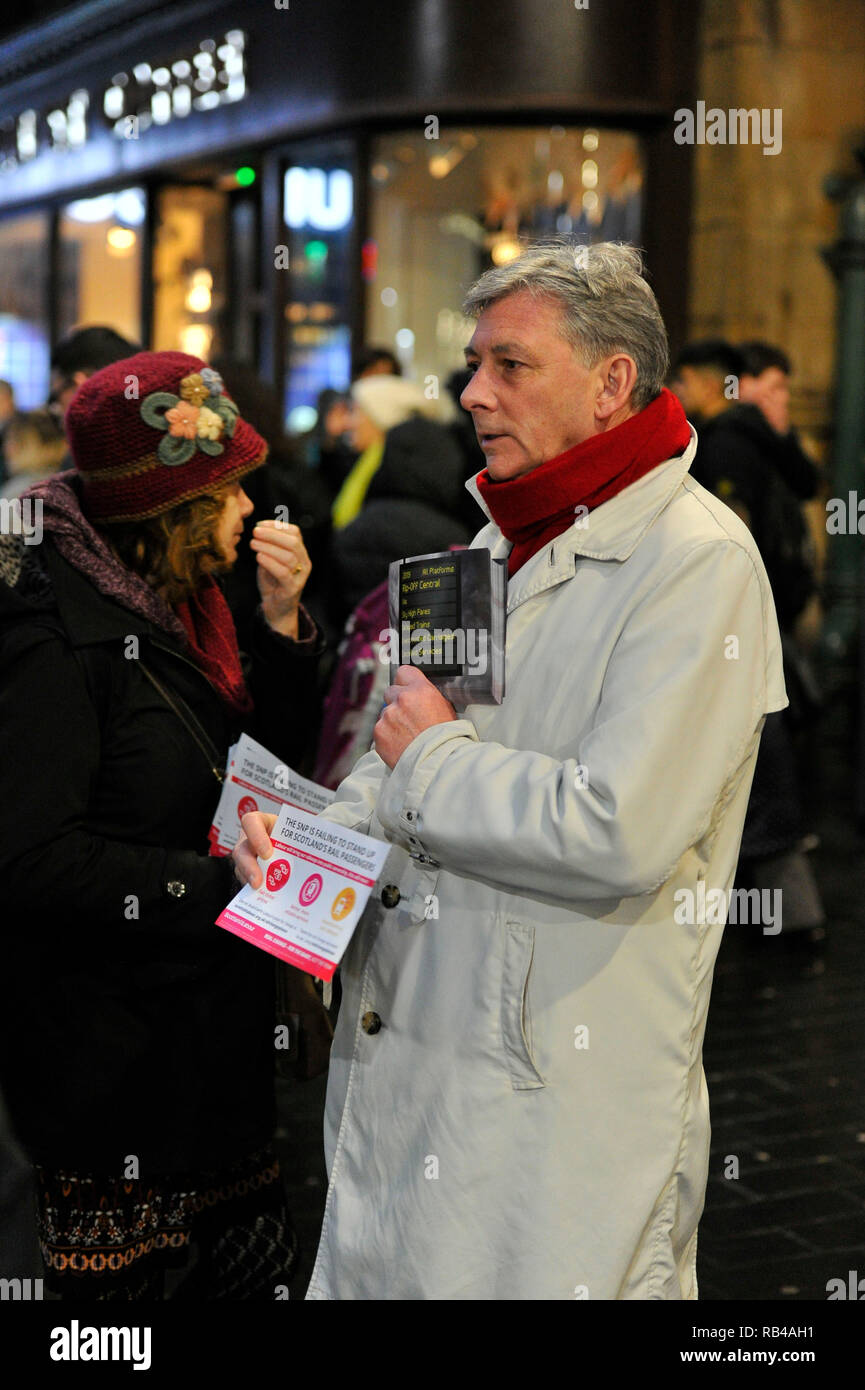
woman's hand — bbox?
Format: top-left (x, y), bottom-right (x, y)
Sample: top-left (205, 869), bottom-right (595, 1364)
top-left (250, 519), bottom-right (311, 638)
top-left (233, 811), bottom-right (278, 889)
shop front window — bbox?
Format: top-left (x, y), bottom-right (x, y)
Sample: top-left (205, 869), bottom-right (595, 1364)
top-left (58, 187), bottom-right (145, 345)
top-left (153, 185), bottom-right (228, 359)
top-left (0, 211), bottom-right (51, 407)
top-left (365, 125), bottom-right (644, 388)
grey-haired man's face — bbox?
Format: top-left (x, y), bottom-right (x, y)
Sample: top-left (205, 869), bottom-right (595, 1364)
top-left (461, 290), bottom-right (606, 481)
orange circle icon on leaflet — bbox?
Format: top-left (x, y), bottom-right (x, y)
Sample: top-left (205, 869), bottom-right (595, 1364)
top-left (331, 887), bottom-right (356, 921)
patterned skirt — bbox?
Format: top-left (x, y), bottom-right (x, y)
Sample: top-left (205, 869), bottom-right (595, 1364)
top-left (35, 1146), bottom-right (297, 1301)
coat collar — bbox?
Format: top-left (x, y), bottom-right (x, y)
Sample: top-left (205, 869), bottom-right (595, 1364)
top-left (42, 539), bottom-right (185, 652)
top-left (464, 427), bottom-right (698, 611)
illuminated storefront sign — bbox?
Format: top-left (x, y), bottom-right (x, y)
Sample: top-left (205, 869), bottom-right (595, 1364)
top-left (0, 31), bottom-right (247, 175)
top-left (284, 167), bottom-right (353, 231)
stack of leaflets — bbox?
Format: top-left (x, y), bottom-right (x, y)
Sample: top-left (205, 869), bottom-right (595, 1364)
top-left (209, 732), bottom-right (335, 856)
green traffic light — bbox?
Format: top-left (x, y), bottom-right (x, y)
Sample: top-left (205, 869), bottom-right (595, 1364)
top-left (305, 240), bottom-right (328, 263)
top-left (235, 166), bottom-right (256, 187)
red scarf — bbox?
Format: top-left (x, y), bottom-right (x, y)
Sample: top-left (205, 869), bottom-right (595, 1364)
top-left (475, 388), bottom-right (691, 576)
top-left (175, 578), bottom-right (253, 717)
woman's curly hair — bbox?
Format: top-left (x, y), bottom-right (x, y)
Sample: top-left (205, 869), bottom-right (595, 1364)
top-left (99, 484), bottom-right (235, 606)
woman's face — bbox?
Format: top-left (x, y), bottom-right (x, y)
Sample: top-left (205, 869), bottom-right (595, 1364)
top-left (346, 403), bottom-right (382, 453)
top-left (215, 482), bottom-right (255, 565)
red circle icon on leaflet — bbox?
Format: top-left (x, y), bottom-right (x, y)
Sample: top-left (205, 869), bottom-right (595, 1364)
top-left (265, 859), bottom-right (292, 893)
top-left (237, 795), bottom-right (258, 820)
top-left (299, 873), bottom-right (323, 907)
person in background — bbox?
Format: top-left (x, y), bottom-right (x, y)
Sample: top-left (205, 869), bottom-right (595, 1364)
top-left (327, 374), bottom-right (470, 632)
top-left (314, 346), bottom-right (404, 496)
top-left (49, 325), bottom-right (141, 434)
top-left (669, 338), bottom-right (745, 429)
top-left (0, 351), bottom-right (326, 1301)
top-left (0, 408), bottom-right (67, 500)
top-left (672, 337), bottom-right (824, 940)
top-left (352, 345), bottom-right (402, 380)
top-left (737, 339), bottom-right (820, 501)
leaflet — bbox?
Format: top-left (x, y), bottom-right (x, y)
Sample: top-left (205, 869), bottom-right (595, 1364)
top-left (216, 803), bottom-right (390, 981)
top-left (208, 732), bottom-right (334, 856)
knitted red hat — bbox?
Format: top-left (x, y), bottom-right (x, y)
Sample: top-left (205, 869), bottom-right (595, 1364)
top-left (66, 351), bottom-right (268, 523)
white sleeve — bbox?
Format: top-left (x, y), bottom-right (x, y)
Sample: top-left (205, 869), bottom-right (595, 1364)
top-left (318, 746), bottom-right (390, 836)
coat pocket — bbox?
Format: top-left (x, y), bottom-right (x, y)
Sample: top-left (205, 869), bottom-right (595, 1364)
top-left (500, 921), bottom-right (546, 1091)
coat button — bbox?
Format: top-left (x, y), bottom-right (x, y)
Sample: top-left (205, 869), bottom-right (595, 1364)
top-left (362, 1011), bottom-right (382, 1035)
top-left (380, 884), bottom-right (401, 908)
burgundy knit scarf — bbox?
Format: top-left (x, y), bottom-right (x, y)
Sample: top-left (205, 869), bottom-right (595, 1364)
top-left (475, 388), bottom-right (691, 576)
top-left (22, 473), bottom-right (252, 716)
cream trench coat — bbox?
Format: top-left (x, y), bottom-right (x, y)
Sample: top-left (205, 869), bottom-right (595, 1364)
top-left (306, 429), bottom-right (787, 1301)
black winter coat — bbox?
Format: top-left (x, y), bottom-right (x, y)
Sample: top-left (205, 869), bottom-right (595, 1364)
top-left (328, 415), bottom-right (475, 630)
top-left (0, 533), bottom-right (323, 1176)
top-left (690, 403), bottom-right (818, 630)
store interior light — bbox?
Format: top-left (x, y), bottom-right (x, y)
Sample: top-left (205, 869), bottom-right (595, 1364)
top-left (288, 405), bottom-right (318, 434)
top-left (491, 237), bottom-right (521, 266)
top-left (66, 194), bottom-right (119, 223)
top-left (113, 188), bottom-right (146, 226)
top-left (179, 324), bottom-right (212, 358)
top-left (106, 226), bottom-right (136, 253)
top-left (66, 189), bottom-right (146, 226)
top-left (235, 166), bottom-right (256, 187)
top-left (185, 268), bottom-right (213, 313)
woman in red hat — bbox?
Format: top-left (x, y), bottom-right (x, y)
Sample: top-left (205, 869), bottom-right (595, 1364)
top-left (0, 352), bottom-right (326, 1300)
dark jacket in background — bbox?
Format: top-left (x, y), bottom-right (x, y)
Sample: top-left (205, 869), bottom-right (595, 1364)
top-left (328, 414), bottom-right (474, 631)
top-left (0, 532), bottom-right (323, 1176)
top-left (691, 403), bottom-right (818, 631)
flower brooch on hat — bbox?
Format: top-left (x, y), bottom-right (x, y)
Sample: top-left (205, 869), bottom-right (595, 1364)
top-left (140, 367), bottom-right (240, 466)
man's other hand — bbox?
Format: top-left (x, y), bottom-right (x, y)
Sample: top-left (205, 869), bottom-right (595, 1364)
top-left (374, 665), bottom-right (458, 769)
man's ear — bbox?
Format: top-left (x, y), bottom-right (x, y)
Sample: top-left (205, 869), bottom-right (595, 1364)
top-left (595, 354), bottom-right (638, 420)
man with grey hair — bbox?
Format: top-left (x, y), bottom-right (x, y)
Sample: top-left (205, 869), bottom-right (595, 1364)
top-left (235, 240), bottom-right (786, 1300)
